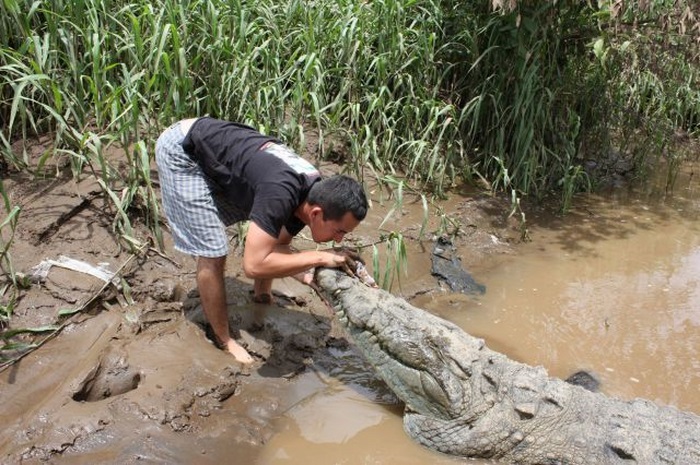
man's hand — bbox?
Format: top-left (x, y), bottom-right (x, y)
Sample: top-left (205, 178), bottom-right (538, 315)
top-left (331, 246), bottom-right (365, 265)
top-left (324, 247), bottom-right (377, 287)
top-left (329, 246), bottom-right (365, 273)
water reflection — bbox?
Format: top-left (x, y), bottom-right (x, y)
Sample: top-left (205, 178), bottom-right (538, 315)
top-left (257, 348), bottom-right (467, 465)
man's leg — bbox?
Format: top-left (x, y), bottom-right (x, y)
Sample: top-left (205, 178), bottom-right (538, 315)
top-left (250, 278), bottom-right (273, 329)
top-left (253, 278), bottom-right (273, 302)
top-left (197, 256), bottom-right (254, 364)
top-left (157, 122), bottom-right (253, 363)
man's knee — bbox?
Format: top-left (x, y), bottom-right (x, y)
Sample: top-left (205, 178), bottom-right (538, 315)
top-left (197, 255), bottom-right (227, 275)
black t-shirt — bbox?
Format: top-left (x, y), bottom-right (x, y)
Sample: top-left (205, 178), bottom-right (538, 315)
top-left (181, 118), bottom-right (320, 238)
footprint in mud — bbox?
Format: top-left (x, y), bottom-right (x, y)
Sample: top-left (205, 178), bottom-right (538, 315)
top-left (72, 347), bottom-right (142, 402)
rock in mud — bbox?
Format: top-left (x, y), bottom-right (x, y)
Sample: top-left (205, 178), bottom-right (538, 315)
top-left (565, 370), bottom-right (601, 392)
top-left (431, 236), bottom-right (486, 295)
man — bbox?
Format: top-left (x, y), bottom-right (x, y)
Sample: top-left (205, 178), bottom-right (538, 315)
top-left (155, 117), bottom-right (368, 364)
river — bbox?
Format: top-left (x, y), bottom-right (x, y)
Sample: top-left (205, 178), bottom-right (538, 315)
top-left (257, 170), bottom-right (700, 464)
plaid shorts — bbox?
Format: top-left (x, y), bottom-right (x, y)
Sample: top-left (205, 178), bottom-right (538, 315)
top-left (155, 121), bottom-right (245, 257)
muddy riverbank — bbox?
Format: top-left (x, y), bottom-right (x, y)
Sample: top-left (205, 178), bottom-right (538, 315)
top-left (0, 164), bottom-right (520, 464)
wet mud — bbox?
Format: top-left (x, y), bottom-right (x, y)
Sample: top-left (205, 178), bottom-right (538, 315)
top-left (0, 163), bottom-right (521, 464)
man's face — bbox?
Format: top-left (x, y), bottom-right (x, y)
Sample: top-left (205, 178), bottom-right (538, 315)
top-left (310, 210), bottom-right (361, 243)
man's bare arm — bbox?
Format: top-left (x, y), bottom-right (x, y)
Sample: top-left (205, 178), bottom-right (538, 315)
top-left (242, 222), bottom-right (346, 279)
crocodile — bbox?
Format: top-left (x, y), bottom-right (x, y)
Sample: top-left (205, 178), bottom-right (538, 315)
top-left (315, 268), bottom-right (700, 464)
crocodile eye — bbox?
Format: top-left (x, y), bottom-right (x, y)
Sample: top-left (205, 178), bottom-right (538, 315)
top-left (420, 371), bottom-right (450, 410)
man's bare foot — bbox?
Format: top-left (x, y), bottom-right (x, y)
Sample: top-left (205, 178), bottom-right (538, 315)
top-left (252, 292), bottom-right (272, 304)
top-left (224, 338), bottom-right (254, 364)
top-left (250, 306), bottom-right (267, 331)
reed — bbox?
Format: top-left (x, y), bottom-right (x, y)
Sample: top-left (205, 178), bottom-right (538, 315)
top-left (0, 180), bottom-right (21, 289)
top-left (0, 0), bottom-right (698, 356)
top-left (0, 0), bottom-right (697, 268)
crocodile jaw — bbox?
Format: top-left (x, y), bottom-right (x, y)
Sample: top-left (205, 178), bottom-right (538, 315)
top-left (316, 269), bottom-right (481, 420)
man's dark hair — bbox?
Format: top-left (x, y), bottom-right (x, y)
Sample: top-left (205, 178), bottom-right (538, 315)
top-left (307, 175), bottom-right (368, 221)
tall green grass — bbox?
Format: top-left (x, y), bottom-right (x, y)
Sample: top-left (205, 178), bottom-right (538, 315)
top-left (0, 0), bottom-right (698, 244)
top-left (0, 0), bottom-right (697, 356)
top-left (0, 180), bottom-right (21, 288)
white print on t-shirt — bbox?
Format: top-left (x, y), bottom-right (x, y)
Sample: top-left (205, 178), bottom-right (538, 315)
top-left (263, 143), bottom-right (318, 175)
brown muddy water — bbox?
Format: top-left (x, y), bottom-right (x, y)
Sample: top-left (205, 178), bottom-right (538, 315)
top-left (258, 181), bottom-right (700, 464)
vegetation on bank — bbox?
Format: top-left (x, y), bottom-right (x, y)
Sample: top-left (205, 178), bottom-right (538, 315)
top-left (2, 1), bottom-right (698, 198)
top-left (0, 0), bottom-right (698, 351)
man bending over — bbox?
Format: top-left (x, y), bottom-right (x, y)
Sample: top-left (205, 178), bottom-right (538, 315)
top-left (156, 117), bottom-right (368, 364)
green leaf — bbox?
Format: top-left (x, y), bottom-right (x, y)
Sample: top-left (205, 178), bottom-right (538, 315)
top-left (2, 325), bottom-right (58, 339)
top-left (593, 38), bottom-right (605, 61)
top-left (58, 307), bottom-right (79, 316)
